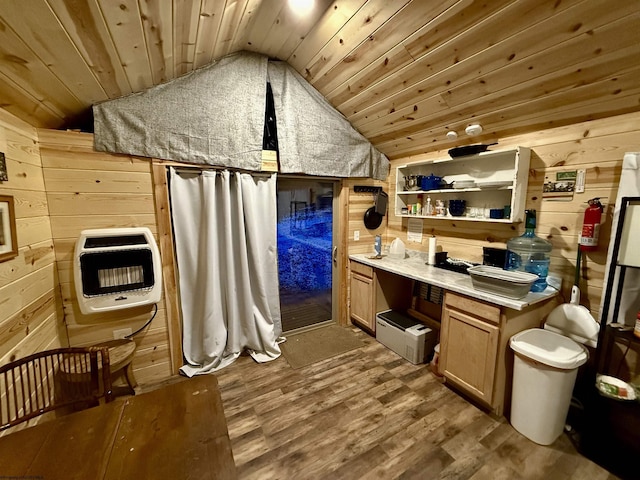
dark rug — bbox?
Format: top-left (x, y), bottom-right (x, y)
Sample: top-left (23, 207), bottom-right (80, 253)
top-left (280, 324), bottom-right (364, 369)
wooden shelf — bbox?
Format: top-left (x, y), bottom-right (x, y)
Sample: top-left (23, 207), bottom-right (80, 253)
top-left (395, 147), bottom-right (530, 223)
top-left (397, 186), bottom-right (513, 195)
top-left (397, 214), bottom-right (514, 223)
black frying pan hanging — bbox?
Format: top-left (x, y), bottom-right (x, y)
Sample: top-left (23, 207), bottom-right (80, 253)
top-left (448, 142), bottom-right (498, 158)
top-left (364, 206), bottom-right (383, 229)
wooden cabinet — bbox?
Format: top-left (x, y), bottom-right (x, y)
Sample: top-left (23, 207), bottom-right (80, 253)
top-left (440, 293), bottom-right (500, 406)
top-left (350, 264), bottom-right (375, 331)
top-left (395, 147), bottom-right (530, 223)
top-left (440, 291), bottom-right (556, 416)
top-left (348, 260), bottom-right (413, 334)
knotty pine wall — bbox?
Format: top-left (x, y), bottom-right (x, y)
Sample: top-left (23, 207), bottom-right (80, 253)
top-left (0, 110), bottom-right (63, 366)
top-left (38, 130), bottom-right (173, 386)
top-left (348, 111), bottom-right (639, 322)
top-left (4, 110), bottom-right (636, 384)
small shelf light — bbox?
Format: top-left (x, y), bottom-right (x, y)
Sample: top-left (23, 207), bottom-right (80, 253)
top-left (446, 130), bottom-right (458, 140)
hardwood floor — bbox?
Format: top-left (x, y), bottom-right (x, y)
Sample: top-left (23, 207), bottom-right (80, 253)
top-left (214, 326), bottom-right (617, 480)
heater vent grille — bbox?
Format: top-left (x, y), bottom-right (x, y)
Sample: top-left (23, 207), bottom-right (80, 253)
top-left (99, 265), bottom-right (144, 289)
top-left (79, 249), bottom-right (155, 297)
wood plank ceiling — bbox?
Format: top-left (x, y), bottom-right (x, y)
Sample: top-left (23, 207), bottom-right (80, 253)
top-left (1, 0), bottom-right (638, 159)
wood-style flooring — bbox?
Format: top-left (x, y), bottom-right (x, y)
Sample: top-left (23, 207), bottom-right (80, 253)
top-left (214, 326), bottom-right (617, 480)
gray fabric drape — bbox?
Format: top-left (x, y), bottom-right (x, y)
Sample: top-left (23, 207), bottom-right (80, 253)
top-left (94, 52), bottom-right (267, 170)
top-left (170, 168), bottom-right (282, 375)
top-left (267, 61), bottom-right (389, 180)
top-left (93, 51), bottom-right (388, 180)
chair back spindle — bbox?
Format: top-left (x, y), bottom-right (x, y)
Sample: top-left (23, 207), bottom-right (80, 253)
top-left (0, 347), bottom-right (112, 431)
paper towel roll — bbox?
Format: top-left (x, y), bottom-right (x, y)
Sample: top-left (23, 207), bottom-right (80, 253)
top-left (428, 236), bottom-right (437, 265)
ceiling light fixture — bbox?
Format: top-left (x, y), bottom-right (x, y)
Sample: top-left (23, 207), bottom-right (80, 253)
top-left (465, 124), bottom-right (483, 136)
top-left (446, 130), bottom-right (458, 140)
top-left (289, 0), bottom-right (315, 16)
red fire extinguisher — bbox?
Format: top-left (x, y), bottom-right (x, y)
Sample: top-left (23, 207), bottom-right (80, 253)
top-left (579, 198), bottom-right (603, 251)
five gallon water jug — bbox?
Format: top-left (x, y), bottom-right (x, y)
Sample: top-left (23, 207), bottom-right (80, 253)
top-left (505, 209), bottom-right (552, 292)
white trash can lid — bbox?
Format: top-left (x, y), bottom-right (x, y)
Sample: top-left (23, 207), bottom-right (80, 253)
top-left (510, 328), bottom-right (588, 369)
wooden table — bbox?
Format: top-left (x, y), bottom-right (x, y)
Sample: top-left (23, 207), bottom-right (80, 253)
top-left (0, 375), bottom-right (237, 480)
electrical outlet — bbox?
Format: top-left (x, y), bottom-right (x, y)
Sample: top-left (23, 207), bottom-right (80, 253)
top-left (354, 230), bottom-right (360, 241)
top-left (113, 328), bottom-right (132, 339)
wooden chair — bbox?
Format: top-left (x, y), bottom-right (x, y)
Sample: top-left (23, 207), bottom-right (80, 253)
top-left (0, 347), bottom-right (113, 431)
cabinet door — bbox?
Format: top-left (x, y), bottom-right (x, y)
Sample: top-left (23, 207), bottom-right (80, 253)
top-left (441, 308), bottom-right (499, 406)
top-left (350, 272), bottom-right (374, 331)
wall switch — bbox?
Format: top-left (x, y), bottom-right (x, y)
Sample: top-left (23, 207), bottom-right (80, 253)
top-left (354, 230), bottom-right (360, 241)
top-left (113, 328), bottom-right (132, 339)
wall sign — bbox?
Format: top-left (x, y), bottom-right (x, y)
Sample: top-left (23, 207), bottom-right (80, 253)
top-left (543, 170), bottom-right (577, 201)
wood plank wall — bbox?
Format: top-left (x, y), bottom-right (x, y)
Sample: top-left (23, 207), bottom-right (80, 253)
top-left (38, 130), bottom-right (173, 386)
top-left (5, 110), bottom-right (636, 387)
top-left (348, 111), bottom-right (639, 322)
top-left (0, 110), bottom-right (62, 366)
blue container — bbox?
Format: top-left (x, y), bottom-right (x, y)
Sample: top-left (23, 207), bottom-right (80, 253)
top-left (490, 208), bottom-right (504, 219)
top-left (448, 199), bottom-right (466, 216)
top-left (421, 174), bottom-right (442, 191)
top-left (505, 210), bottom-right (552, 292)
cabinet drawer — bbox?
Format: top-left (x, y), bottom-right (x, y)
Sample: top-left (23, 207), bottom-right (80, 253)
top-left (444, 292), bottom-right (500, 325)
top-left (350, 261), bottom-right (373, 278)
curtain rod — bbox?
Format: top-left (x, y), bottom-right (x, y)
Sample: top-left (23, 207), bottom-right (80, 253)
top-left (171, 165), bottom-right (275, 178)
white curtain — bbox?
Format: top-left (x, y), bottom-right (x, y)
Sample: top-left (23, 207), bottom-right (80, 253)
top-left (169, 168), bottom-right (282, 376)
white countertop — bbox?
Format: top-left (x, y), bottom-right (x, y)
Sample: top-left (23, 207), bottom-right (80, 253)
top-left (349, 251), bottom-right (557, 311)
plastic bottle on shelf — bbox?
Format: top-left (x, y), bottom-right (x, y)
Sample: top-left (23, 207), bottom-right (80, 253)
top-left (505, 209), bottom-right (553, 292)
top-left (416, 195), bottom-right (423, 216)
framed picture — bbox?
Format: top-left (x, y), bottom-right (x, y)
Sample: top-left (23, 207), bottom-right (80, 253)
top-left (0, 195), bottom-right (18, 262)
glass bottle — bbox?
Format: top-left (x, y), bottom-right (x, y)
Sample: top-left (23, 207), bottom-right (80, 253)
top-left (424, 196), bottom-right (433, 216)
top-left (505, 210), bottom-right (553, 292)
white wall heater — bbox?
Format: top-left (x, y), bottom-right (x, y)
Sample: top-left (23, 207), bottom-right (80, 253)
top-left (74, 227), bottom-right (162, 314)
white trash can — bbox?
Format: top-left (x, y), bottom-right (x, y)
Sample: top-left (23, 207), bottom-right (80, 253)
top-left (509, 328), bottom-right (588, 445)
